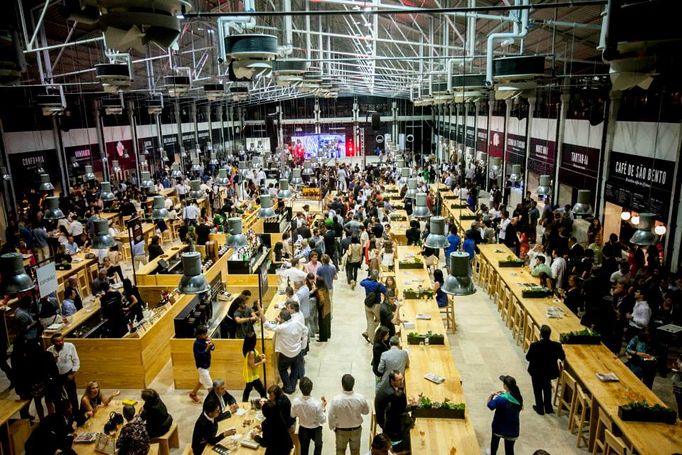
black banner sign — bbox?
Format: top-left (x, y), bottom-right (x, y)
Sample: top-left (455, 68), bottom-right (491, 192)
top-left (528, 138), bottom-right (556, 175)
top-left (558, 143), bottom-right (599, 192)
top-left (605, 151), bottom-right (674, 219)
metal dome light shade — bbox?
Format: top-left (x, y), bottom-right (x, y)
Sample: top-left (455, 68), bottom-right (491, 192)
top-left (178, 251), bottom-right (210, 294)
top-left (140, 171), bottom-right (155, 193)
top-left (405, 178), bottom-right (418, 200)
top-left (278, 179), bottom-right (292, 199)
top-left (400, 168), bottom-right (410, 183)
top-left (170, 163), bottom-right (183, 179)
top-left (111, 160), bottom-right (122, 174)
top-left (290, 168), bottom-right (303, 186)
top-left (476, 151), bottom-right (488, 163)
top-left (151, 196), bottom-right (169, 220)
top-left (509, 164), bottom-right (522, 183)
top-left (39, 174), bottom-right (54, 192)
top-left (572, 190), bottom-right (593, 218)
top-left (630, 213), bottom-right (658, 246)
top-left (226, 218), bottom-right (248, 248)
top-left (43, 196), bottom-right (65, 220)
top-left (100, 181), bottom-right (115, 202)
top-left (0, 252), bottom-right (35, 294)
top-left (259, 194), bottom-right (276, 218)
top-left (424, 216), bottom-right (450, 249)
top-left (91, 219), bottom-right (114, 249)
top-left (208, 152), bottom-right (219, 166)
top-left (396, 159), bottom-right (405, 169)
top-left (302, 161), bottom-right (314, 176)
top-left (84, 165), bottom-right (96, 181)
top-left (412, 193), bottom-right (432, 218)
top-left (215, 168), bottom-right (229, 186)
top-left (191, 159), bottom-right (203, 173)
top-left (188, 180), bottom-right (204, 200)
top-left (537, 175), bottom-right (551, 197)
top-left (442, 251), bottom-right (476, 296)
top-left (491, 157), bottom-right (502, 173)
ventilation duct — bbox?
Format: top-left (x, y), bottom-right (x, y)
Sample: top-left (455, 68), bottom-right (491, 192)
top-left (164, 75), bottom-right (191, 97)
top-left (95, 61), bottom-right (132, 93)
top-left (203, 83), bottom-right (226, 101)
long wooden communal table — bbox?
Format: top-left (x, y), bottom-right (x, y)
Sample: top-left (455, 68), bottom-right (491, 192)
top-left (0, 399), bottom-right (28, 455)
top-left (388, 210), bottom-right (410, 245)
top-left (565, 344), bottom-right (682, 454)
top-left (477, 244), bottom-right (584, 341)
top-left (444, 204), bottom-right (477, 232)
top-left (203, 403), bottom-right (266, 454)
top-left (476, 242), bottom-right (682, 452)
top-left (393, 246), bottom-right (481, 454)
top-left (55, 252), bottom-right (98, 297)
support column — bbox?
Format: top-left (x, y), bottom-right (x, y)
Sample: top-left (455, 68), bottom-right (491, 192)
top-left (128, 100), bottom-right (141, 183)
top-left (595, 91), bottom-right (622, 219)
top-left (175, 98), bottom-right (184, 169)
top-left (352, 99), bottom-right (359, 165)
top-left (155, 113), bottom-right (163, 170)
top-left (523, 95), bottom-right (536, 193)
top-left (391, 101), bottom-right (398, 145)
top-left (93, 100), bottom-right (109, 182)
top-left (276, 104), bottom-right (284, 154)
top-left (191, 100), bottom-right (198, 147)
top-left (51, 116), bottom-right (69, 193)
top-left (553, 92), bottom-right (572, 206)
top-left (502, 99), bottom-right (512, 183)
top-left (217, 102), bottom-right (224, 158)
top-left (314, 99), bottom-right (321, 134)
top-left (0, 119), bottom-right (17, 213)
top-left (486, 95), bottom-right (494, 191)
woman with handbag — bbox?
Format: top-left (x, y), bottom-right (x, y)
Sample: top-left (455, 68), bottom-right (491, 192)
top-left (346, 236), bottom-right (363, 290)
top-left (79, 381), bottom-right (120, 424)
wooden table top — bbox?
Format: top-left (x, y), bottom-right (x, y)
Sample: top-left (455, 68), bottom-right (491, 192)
top-left (100, 212), bottom-right (120, 222)
top-left (44, 299), bottom-right (102, 338)
top-left (73, 400), bottom-right (159, 455)
top-left (564, 344), bottom-right (682, 454)
top-left (0, 399), bottom-right (27, 426)
top-left (392, 247), bottom-right (480, 454)
top-left (55, 253), bottom-right (97, 282)
top-left (204, 403), bottom-right (266, 454)
top-left (114, 222), bottom-right (156, 242)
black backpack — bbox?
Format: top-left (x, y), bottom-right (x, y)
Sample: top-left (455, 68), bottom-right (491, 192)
top-left (364, 290), bottom-right (380, 307)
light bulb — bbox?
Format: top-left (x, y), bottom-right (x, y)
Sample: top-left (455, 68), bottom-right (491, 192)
top-left (620, 211), bottom-right (631, 221)
top-left (631, 215), bottom-right (640, 225)
top-left (654, 225), bottom-right (667, 236)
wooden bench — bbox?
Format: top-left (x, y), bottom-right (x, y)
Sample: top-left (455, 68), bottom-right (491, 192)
top-left (149, 421), bottom-right (180, 455)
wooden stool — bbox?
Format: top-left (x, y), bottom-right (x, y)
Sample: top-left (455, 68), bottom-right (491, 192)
top-left (88, 262), bottom-right (99, 282)
top-left (603, 429), bottom-right (627, 455)
top-left (440, 296), bottom-right (455, 333)
top-left (149, 422), bottom-right (180, 455)
top-left (569, 385), bottom-right (591, 449)
top-left (369, 411), bottom-right (377, 445)
top-left (501, 287), bottom-right (512, 324)
top-left (555, 370), bottom-right (577, 419)
top-left (122, 243), bottom-right (131, 260)
top-left (161, 229), bottom-right (173, 245)
top-left (488, 271), bottom-right (499, 299)
top-left (495, 284), bottom-right (507, 315)
top-left (77, 270), bottom-right (90, 298)
top-left (592, 407), bottom-right (613, 455)
top-left (56, 282), bottom-right (65, 303)
top-left (522, 313), bottom-right (535, 351)
top-left (472, 256), bottom-right (481, 283)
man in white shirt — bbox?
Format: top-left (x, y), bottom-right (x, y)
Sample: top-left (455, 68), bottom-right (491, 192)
top-left (550, 249), bottom-right (567, 290)
top-left (291, 377), bottom-right (326, 455)
top-left (69, 217), bottom-right (84, 244)
top-left (183, 201), bottom-right (200, 225)
top-left (263, 309), bottom-right (308, 394)
top-left (279, 258), bottom-right (308, 287)
top-left (497, 212), bottom-right (511, 242)
top-left (46, 333), bottom-right (80, 412)
top-left (328, 374), bottom-right (369, 455)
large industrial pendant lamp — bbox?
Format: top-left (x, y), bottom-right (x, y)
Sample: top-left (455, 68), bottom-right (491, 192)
top-left (91, 219), bottom-right (114, 249)
top-left (259, 194), bottom-right (276, 218)
top-left (191, 159), bottom-right (203, 173)
top-left (188, 180), bottom-right (204, 200)
top-left (151, 195), bottom-right (169, 220)
top-left (537, 175), bottom-right (551, 197)
top-left (630, 213), bottom-right (658, 246)
top-left (178, 251), bottom-right (210, 294)
top-left (277, 179), bottom-right (292, 199)
top-left (400, 168), bottom-right (410, 184)
top-left (302, 161), bottom-right (314, 176)
top-left (43, 196), bottom-right (65, 220)
top-left (39, 174), bottom-right (54, 192)
top-left (412, 193), bottom-right (432, 218)
top-left (111, 160), bottom-right (122, 174)
top-left (424, 216), bottom-right (450, 249)
top-left (100, 181), bottom-right (115, 202)
top-left (140, 171), bottom-right (155, 194)
top-left (0, 252), bottom-right (35, 294)
top-left (290, 168), bottom-right (303, 186)
top-left (572, 190), bottom-right (593, 218)
top-left (170, 162), bottom-right (183, 179)
top-left (405, 178), bottom-right (418, 200)
top-left (509, 164), bottom-right (522, 183)
top-left (442, 251), bottom-right (476, 296)
top-left (215, 168), bottom-right (230, 186)
top-left (226, 218), bottom-right (248, 248)
top-left (84, 165), bottom-right (96, 181)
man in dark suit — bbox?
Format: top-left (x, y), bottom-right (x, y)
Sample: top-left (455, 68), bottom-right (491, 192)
top-left (204, 379), bottom-right (238, 422)
top-left (191, 397), bottom-right (236, 455)
top-left (526, 325), bottom-right (566, 415)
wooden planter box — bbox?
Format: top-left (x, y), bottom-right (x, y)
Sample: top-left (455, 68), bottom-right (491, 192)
top-left (460, 215), bottom-right (477, 221)
top-left (522, 289), bottom-right (553, 298)
top-left (390, 216), bottom-right (407, 222)
top-left (443, 194), bottom-right (457, 200)
top-left (407, 335), bottom-right (445, 345)
top-left (403, 290), bottom-right (434, 300)
top-left (399, 262), bottom-right (424, 269)
top-left (560, 335), bottom-right (601, 345)
top-left (449, 203), bottom-right (467, 208)
top-left (413, 407), bottom-right (465, 419)
top-left (618, 407), bottom-right (677, 424)
top-left (498, 261), bottom-right (524, 268)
